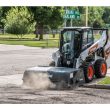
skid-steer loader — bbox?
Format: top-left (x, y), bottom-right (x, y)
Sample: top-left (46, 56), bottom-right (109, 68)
top-left (23, 27), bottom-right (110, 88)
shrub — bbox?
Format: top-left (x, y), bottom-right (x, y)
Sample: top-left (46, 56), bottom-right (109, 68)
top-left (4, 7), bottom-right (34, 38)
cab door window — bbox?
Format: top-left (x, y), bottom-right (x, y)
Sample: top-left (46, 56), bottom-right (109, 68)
top-left (82, 29), bottom-right (93, 50)
top-left (88, 30), bottom-right (93, 43)
top-left (82, 31), bottom-right (88, 47)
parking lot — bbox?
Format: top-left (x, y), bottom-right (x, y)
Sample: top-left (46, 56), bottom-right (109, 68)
top-left (0, 44), bottom-right (110, 104)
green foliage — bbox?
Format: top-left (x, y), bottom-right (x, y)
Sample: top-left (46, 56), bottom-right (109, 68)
top-left (28, 7), bottom-right (64, 40)
top-left (102, 7), bottom-right (110, 24)
top-left (0, 7), bottom-right (2, 28)
top-left (1, 6), bottom-right (110, 38)
top-left (29, 6), bottom-right (64, 28)
top-left (28, 7), bottom-right (53, 25)
top-left (93, 20), bottom-right (103, 28)
top-left (0, 7), bottom-right (11, 28)
top-left (49, 7), bottom-right (64, 29)
top-left (102, 7), bottom-right (110, 29)
top-left (88, 7), bottom-right (105, 27)
top-left (4, 7), bottom-right (34, 38)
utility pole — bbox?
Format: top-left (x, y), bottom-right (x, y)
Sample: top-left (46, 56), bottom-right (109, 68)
top-left (64, 7), bottom-right (67, 27)
top-left (86, 6), bottom-right (88, 27)
top-left (70, 19), bottom-right (72, 27)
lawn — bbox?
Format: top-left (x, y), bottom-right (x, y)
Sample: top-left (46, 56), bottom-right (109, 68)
top-left (0, 34), bottom-right (59, 48)
top-left (0, 32), bottom-right (102, 48)
top-left (98, 76), bottom-right (110, 85)
top-left (0, 40), bottom-right (59, 47)
top-left (0, 33), bottom-right (59, 39)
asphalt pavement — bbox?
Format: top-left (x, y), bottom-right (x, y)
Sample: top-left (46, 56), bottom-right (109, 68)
top-left (0, 44), bottom-right (110, 104)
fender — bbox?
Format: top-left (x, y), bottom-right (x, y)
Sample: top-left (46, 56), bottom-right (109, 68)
top-left (104, 40), bottom-right (110, 68)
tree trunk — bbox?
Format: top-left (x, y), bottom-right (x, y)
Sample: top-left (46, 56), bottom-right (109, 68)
top-left (39, 34), bottom-right (43, 40)
top-left (53, 34), bottom-right (55, 38)
top-left (35, 23), bottom-right (43, 40)
top-left (3, 25), bottom-right (5, 34)
top-left (36, 34), bottom-right (38, 38)
top-left (35, 23), bottom-right (38, 38)
top-left (39, 25), bottom-right (43, 40)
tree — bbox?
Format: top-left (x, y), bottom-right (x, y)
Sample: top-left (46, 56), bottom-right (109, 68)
top-left (88, 7), bottom-right (105, 27)
top-left (0, 7), bottom-right (11, 33)
top-left (102, 7), bottom-right (110, 25)
top-left (93, 20), bottom-right (103, 28)
top-left (28, 7), bottom-right (52, 40)
top-left (4, 7), bottom-right (34, 38)
top-left (0, 7), bottom-right (2, 28)
top-left (28, 7), bottom-right (64, 40)
top-left (49, 7), bottom-right (64, 38)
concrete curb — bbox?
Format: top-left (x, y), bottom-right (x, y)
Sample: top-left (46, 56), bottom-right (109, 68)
top-left (83, 84), bottom-right (110, 90)
top-left (82, 74), bottom-right (110, 90)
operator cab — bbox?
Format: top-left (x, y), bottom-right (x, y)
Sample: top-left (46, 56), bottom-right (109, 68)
top-left (60, 27), bottom-right (94, 67)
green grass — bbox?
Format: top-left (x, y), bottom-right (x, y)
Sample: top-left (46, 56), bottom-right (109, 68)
top-left (0, 33), bottom-right (37, 39)
top-left (98, 76), bottom-right (110, 85)
top-left (0, 39), bottom-right (59, 48)
top-left (0, 33), bottom-right (59, 39)
top-left (0, 34), bottom-right (59, 48)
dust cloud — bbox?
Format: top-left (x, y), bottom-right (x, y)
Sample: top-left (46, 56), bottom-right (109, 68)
top-left (22, 72), bottom-right (55, 90)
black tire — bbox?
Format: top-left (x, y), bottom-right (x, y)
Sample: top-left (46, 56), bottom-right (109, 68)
top-left (83, 63), bottom-right (94, 83)
top-left (49, 61), bottom-right (55, 67)
top-left (94, 59), bottom-right (107, 78)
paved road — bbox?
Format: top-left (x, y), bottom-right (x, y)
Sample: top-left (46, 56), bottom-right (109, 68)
top-left (0, 44), bottom-right (56, 76)
top-left (0, 44), bottom-right (110, 104)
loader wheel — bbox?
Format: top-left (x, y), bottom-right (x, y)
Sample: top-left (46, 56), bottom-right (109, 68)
top-left (94, 59), bottom-right (107, 78)
top-left (83, 63), bottom-right (94, 83)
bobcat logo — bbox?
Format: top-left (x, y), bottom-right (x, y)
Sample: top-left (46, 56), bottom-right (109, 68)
top-left (88, 44), bottom-right (98, 55)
